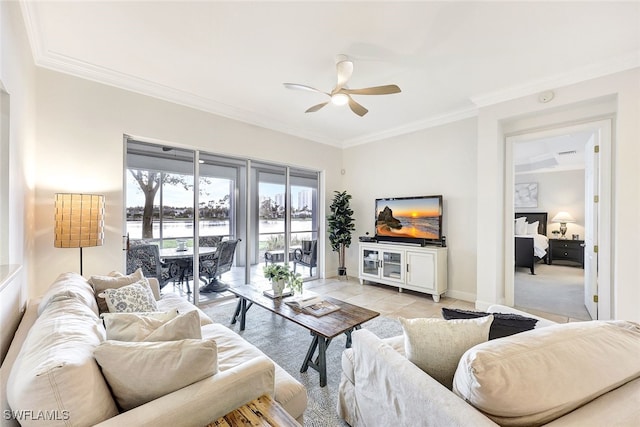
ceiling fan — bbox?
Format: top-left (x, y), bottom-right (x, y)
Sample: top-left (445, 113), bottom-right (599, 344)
top-left (283, 54), bottom-right (401, 117)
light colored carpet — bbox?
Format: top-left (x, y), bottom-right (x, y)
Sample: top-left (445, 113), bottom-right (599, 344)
top-left (202, 300), bottom-right (403, 427)
top-left (515, 263), bottom-right (591, 320)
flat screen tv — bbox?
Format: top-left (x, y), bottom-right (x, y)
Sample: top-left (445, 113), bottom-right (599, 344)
top-left (375, 195), bottom-right (443, 244)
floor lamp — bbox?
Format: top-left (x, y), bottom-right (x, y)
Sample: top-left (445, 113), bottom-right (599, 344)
top-left (54, 193), bottom-right (105, 276)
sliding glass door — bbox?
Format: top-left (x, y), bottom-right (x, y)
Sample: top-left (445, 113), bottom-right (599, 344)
top-left (125, 137), bottom-right (320, 305)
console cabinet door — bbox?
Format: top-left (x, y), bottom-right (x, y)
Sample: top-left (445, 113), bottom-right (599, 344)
top-left (380, 250), bottom-right (404, 283)
top-left (406, 250), bottom-right (435, 292)
top-left (360, 246), bottom-right (381, 280)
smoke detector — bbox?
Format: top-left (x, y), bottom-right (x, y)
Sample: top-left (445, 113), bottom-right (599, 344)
top-left (538, 91), bottom-right (555, 103)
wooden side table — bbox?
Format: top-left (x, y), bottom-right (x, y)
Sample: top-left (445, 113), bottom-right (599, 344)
top-left (208, 395), bottom-right (300, 427)
top-left (549, 239), bottom-right (585, 268)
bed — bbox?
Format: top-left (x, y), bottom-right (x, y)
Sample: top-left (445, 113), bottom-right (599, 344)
top-left (514, 212), bottom-right (549, 275)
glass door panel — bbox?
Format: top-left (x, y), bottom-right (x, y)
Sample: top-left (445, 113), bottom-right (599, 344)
top-left (196, 153), bottom-right (246, 304)
top-left (382, 250), bottom-right (404, 282)
top-left (362, 248), bottom-right (380, 276)
top-left (289, 168), bottom-right (319, 280)
top-left (125, 140), bottom-right (195, 298)
top-left (255, 164), bottom-right (287, 287)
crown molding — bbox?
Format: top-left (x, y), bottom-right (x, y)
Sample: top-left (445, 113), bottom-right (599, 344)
top-left (341, 107), bottom-right (478, 148)
top-left (470, 51), bottom-right (640, 108)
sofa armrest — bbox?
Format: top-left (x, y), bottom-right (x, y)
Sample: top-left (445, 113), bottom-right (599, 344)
top-left (351, 329), bottom-right (498, 427)
top-left (487, 304), bottom-right (556, 328)
top-left (94, 355), bottom-right (275, 427)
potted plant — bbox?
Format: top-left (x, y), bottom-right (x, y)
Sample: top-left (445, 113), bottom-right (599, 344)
top-left (263, 264), bottom-right (304, 296)
top-left (327, 190), bottom-right (356, 277)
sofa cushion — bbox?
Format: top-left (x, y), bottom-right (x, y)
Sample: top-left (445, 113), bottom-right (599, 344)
top-left (38, 272), bottom-right (99, 316)
top-left (99, 279), bottom-right (158, 313)
top-left (453, 320), bottom-right (640, 426)
top-left (101, 310), bottom-right (201, 341)
top-left (158, 292), bottom-right (213, 326)
top-left (442, 307), bottom-right (538, 339)
top-left (399, 316), bottom-right (493, 389)
top-left (7, 298), bottom-right (118, 427)
top-left (89, 269), bottom-right (151, 313)
top-left (94, 338), bottom-right (218, 411)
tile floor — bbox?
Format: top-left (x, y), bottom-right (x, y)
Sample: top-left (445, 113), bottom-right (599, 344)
top-left (182, 275), bottom-right (575, 324)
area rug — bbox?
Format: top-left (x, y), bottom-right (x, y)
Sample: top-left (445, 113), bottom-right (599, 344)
top-left (202, 300), bottom-right (403, 427)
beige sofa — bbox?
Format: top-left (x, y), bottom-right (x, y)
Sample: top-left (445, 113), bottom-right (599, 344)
top-left (2, 272), bottom-right (307, 426)
top-left (338, 305), bottom-right (640, 427)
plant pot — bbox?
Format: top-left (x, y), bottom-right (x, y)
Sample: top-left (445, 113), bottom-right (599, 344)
top-left (338, 267), bottom-right (347, 276)
top-left (271, 278), bottom-right (286, 297)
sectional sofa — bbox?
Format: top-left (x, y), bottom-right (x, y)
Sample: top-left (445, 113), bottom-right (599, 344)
top-left (338, 305), bottom-right (640, 426)
top-left (2, 271), bottom-right (307, 426)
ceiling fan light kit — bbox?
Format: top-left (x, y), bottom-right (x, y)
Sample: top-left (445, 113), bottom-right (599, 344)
top-left (284, 54), bottom-right (401, 117)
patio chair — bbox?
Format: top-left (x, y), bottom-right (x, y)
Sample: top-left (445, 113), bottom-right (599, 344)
top-left (177, 236), bottom-right (225, 293)
top-left (200, 239), bottom-right (241, 293)
top-left (293, 239), bottom-right (317, 276)
top-left (126, 244), bottom-right (178, 289)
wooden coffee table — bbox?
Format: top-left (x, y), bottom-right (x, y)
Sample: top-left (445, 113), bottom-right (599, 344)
top-left (228, 284), bottom-right (380, 387)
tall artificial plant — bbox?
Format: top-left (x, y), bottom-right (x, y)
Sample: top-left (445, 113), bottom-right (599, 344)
top-left (327, 191), bottom-right (356, 276)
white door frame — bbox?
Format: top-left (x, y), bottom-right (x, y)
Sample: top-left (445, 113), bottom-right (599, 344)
top-left (504, 119), bottom-right (613, 319)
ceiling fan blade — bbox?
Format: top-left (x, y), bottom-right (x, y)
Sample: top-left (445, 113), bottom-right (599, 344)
top-left (335, 59), bottom-right (353, 91)
top-left (341, 85), bottom-right (401, 95)
top-left (305, 101), bottom-right (329, 113)
top-left (347, 96), bottom-right (368, 117)
top-left (283, 83), bottom-right (329, 96)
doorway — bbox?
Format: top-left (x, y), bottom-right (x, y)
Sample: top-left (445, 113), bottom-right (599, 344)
top-left (505, 119), bottom-right (612, 320)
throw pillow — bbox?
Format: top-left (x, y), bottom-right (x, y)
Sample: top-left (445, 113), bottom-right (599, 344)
top-left (98, 280), bottom-right (158, 313)
top-left (102, 310), bottom-right (202, 342)
top-left (94, 338), bottom-right (218, 411)
top-left (89, 269), bottom-right (150, 313)
top-left (442, 308), bottom-right (538, 340)
top-left (399, 315), bottom-right (493, 390)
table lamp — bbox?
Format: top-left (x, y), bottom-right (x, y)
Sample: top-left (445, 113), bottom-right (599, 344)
top-left (54, 193), bottom-right (105, 275)
top-left (551, 211), bottom-right (575, 239)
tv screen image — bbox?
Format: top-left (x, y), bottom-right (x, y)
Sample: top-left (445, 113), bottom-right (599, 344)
top-left (375, 195), bottom-right (442, 241)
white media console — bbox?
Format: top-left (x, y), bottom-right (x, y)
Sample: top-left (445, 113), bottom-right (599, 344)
top-left (358, 242), bottom-right (447, 302)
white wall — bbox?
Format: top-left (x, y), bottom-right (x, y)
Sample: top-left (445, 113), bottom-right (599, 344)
top-left (476, 68), bottom-right (640, 321)
top-left (33, 68), bottom-right (343, 297)
top-left (0, 0), bottom-right (36, 359)
top-left (515, 169), bottom-right (585, 239)
top-left (343, 118), bottom-right (478, 301)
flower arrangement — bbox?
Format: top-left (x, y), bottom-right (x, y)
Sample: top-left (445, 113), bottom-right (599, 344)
top-left (263, 264), bottom-right (304, 295)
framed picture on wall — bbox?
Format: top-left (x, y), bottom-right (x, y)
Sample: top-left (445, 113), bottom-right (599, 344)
top-left (514, 182), bottom-right (538, 208)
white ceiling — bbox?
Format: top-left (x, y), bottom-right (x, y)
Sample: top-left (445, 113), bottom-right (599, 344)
top-left (19, 1), bottom-right (640, 148)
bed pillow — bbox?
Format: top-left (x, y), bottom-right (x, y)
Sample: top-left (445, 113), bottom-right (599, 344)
top-left (89, 269), bottom-right (150, 313)
top-left (399, 315), bottom-right (493, 389)
top-left (442, 308), bottom-right (538, 340)
top-left (514, 217), bottom-right (527, 235)
top-left (98, 280), bottom-right (158, 313)
top-left (94, 338), bottom-right (218, 410)
top-left (526, 220), bottom-right (539, 235)
top-left (102, 310), bottom-right (201, 342)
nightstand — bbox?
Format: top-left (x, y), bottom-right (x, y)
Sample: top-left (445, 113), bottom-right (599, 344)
top-left (549, 239), bottom-right (585, 268)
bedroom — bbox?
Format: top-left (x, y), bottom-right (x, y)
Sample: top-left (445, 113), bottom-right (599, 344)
top-left (512, 127), bottom-right (595, 321)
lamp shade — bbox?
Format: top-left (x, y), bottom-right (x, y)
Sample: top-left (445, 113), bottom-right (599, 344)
top-left (54, 193), bottom-right (105, 248)
top-left (551, 211), bottom-right (575, 223)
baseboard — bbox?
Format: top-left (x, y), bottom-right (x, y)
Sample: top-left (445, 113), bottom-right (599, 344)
top-left (444, 289), bottom-right (477, 303)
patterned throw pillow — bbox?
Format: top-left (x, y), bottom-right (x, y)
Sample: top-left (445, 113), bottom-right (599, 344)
top-left (99, 280), bottom-right (158, 313)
